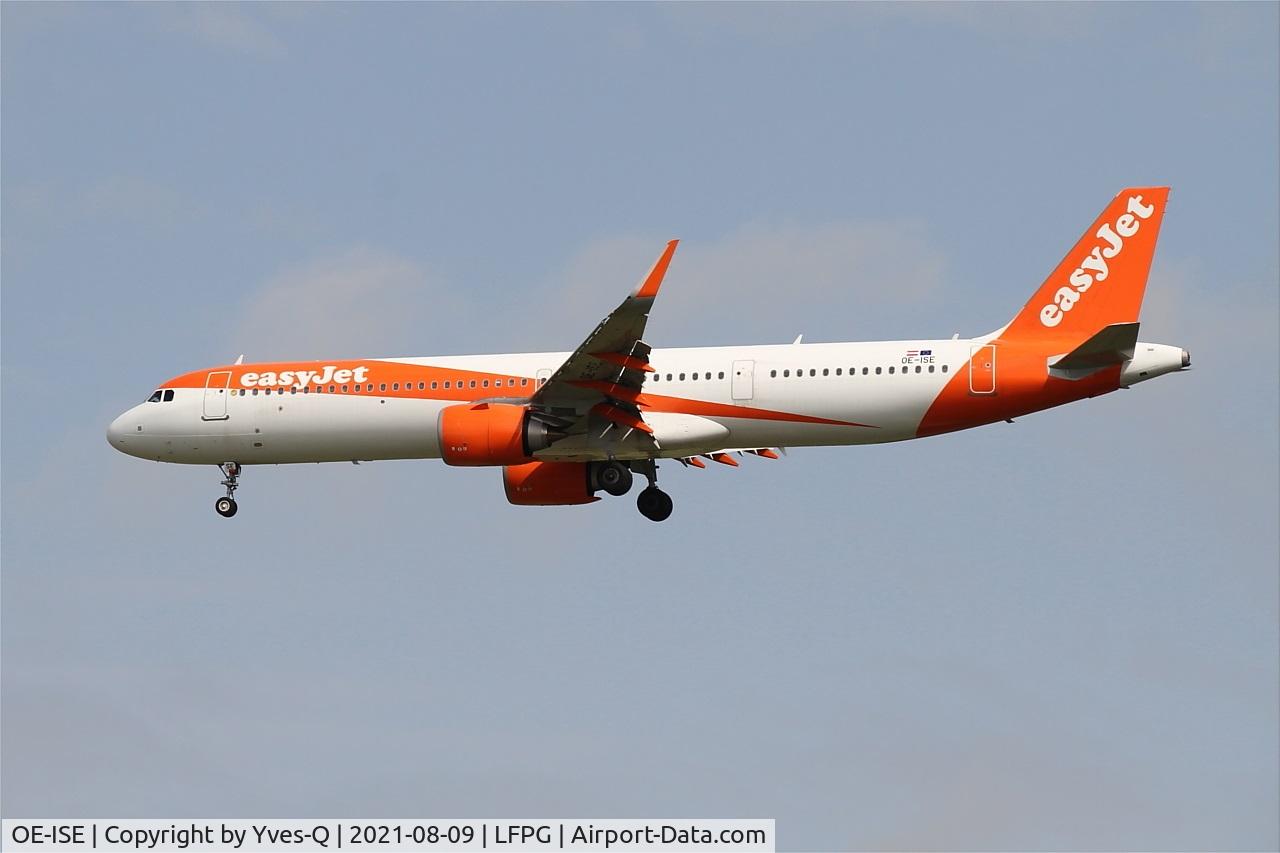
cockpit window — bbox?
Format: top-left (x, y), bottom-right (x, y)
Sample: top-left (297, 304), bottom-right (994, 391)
top-left (163, 389), bottom-right (175, 402)
top-left (147, 390), bottom-right (162, 403)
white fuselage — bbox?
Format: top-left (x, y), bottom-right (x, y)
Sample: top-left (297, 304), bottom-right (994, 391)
top-left (105, 337), bottom-right (1185, 466)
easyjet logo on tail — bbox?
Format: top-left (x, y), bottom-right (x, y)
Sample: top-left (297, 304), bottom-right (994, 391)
top-left (240, 365), bottom-right (371, 388)
top-left (1039, 194), bottom-right (1156, 328)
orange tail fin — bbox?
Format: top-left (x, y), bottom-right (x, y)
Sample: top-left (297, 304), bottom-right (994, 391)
top-left (1001, 187), bottom-right (1170, 347)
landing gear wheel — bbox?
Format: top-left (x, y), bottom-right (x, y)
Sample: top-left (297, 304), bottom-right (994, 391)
top-left (597, 461), bottom-right (634, 497)
top-left (216, 462), bottom-right (242, 518)
top-left (636, 486), bottom-right (673, 522)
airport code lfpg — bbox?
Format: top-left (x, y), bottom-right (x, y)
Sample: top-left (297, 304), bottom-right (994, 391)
top-left (1, 820), bottom-right (774, 852)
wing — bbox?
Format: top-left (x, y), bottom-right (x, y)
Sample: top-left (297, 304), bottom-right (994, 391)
top-left (529, 240), bottom-right (678, 458)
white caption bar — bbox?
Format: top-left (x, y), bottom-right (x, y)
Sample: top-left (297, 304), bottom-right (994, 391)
top-left (2, 820), bottom-right (774, 852)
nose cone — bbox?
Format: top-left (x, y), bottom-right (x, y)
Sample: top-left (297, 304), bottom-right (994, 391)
top-left (106, 411), bottom-right (131, 452)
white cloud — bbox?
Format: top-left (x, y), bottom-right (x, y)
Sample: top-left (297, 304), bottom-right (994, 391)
top-left (155, 4), bottom-right (285, 60)
top-left (9, 176), bottom-right (199, 227)
top-left (545, 220), bottom-right (946, 346)
top-left (661, 2), bottom-right (1095, 46)
top-left (80, 175), bottom-right (193, 223)
top-left (230, 247), bottom-right (459, 361)
top-left (1187, 3), bottom-right (1278, 76)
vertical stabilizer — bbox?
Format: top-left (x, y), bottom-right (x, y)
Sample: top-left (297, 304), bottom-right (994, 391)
top-left (1001, 187), bottom-right (1169, 348)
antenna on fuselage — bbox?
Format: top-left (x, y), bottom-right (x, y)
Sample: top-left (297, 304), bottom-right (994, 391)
top-left (234, 354), bottom-right (245, 365)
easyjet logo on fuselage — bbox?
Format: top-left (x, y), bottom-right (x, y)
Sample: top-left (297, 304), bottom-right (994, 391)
top-left (1039, 194), bottom-right (1155, 328)
top-left (240, 365), bottom-right (371, 388)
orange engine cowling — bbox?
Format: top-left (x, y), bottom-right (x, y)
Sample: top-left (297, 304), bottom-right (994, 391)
top-left (503, 461), bottom-right (598, 506)
top-left (438, 403), bottom-right (555, 466)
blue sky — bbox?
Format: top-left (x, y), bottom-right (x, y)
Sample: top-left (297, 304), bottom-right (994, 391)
top-left (3, 3), bottom-right (1277, 849)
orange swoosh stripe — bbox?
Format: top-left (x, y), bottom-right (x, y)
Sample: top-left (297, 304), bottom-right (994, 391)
top-left (638, 392), bottom-right (878, 428)
top-left (569, 379), bottom-right (643, 403)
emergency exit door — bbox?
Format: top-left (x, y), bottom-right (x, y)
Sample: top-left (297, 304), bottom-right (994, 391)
top-left (731, 360), bottom-right (755, 402)
top-left (969, 345), bottom-right (996, 395)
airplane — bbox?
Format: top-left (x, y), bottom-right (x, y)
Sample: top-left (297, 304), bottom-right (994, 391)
top-left (107, 187), bottom-right (1188, 522)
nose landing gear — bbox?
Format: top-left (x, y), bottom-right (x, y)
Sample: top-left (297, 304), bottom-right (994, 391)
top-left (215, 462), bottom-right (241, 517)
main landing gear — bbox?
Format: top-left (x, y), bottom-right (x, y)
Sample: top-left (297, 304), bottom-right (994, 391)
top-left (631, 459), bottom-right (673, 523)
top-left (637, 486), bottom-right (673, 522)
top-left (593, 460), bottom-right (634, 497)
top-left (215, 462), bottom-right (241, 518)
top-left (588, 459), bottom-right (673, 521)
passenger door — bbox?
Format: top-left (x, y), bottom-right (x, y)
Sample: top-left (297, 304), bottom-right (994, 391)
top-left (202, 371), bottom-right (232, 420)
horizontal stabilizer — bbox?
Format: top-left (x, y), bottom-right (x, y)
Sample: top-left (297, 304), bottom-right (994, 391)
top-left (1049, 322), bottom-right (1140, 370)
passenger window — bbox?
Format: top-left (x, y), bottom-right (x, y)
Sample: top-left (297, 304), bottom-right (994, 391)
top-left (431, 381), bottom-right (438, 389)
top-left (875, 367), bottom-right (882, 375)
top-left (653, 375), bottom-right (660, 382)
top-left (666, 374), bottom-right (672, 381)
top-left (889, 366), bottom-right (895, 374)
top-left (366, 384), bottom-right (373, 391)
top-left (679, 373), bottom-right (685, 381)
top-left (915, 365), bottom-right (922, 373)
top-left (508, 379), bottom-right (515, 387)
top-left (808, 369), bottom-right (814, 377)
top-left (783, 370), bottom-right (790, 377)
top-left (483, 380), bottom-right (489, 387)
top-left (942, 365), bottom-right (949, 373)
top-left (771, 370), bottom-right (777, 378)
top-left (329, 385), bottom-right (336, 393)
top-left (718, 372), bottom-right (725, 379)
top-left (823, 368), bottom-right (829, 376)
top-left (521, 379), bottom-right (528, 386)
top-left (692, 373), bottom-right (699, 380)
top-left (341, 385), bottom-right (348, 392)
top-left (380, 383), bottom-right (387, 391)
top-left (928, 365), bottom-right (935, 373)
top-left (303, 386), bottom-right (309, 394)
top-left (393, 383), bottom-right (400, 391)
top-left (861, 367), bottom-right (868, 375)
top-left (836, 368), bottom-right (842, 376)
top-left (470, 380), bottom-right (477, 388)
top-left (252, 388), bottom-right (259, 395)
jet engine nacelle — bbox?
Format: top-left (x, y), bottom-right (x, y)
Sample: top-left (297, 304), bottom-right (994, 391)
top-left (438, 402), bottom-right (555, 466)
top-left (503, 461), bottom-right (598, 506)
